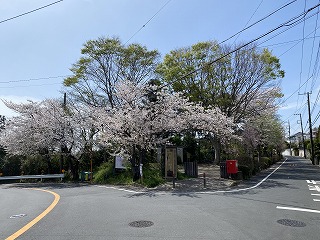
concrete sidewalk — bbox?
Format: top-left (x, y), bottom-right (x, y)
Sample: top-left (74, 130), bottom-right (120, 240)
top-left (153, 164), bottom-right (237, 192)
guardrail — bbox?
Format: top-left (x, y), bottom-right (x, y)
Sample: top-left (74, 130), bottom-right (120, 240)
top-left (0, 174), bottom-right (64, 181)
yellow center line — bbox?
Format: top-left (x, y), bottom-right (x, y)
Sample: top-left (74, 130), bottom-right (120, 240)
top-left (6, 188), bottom-right (60, 240)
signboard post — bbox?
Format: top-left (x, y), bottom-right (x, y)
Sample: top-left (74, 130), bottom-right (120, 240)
top-left (165, 146), bottom-right (177, 179)
top-left (115, 155), bottom-right (128, 170)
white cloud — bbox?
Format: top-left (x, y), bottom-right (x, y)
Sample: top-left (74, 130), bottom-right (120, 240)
top-left (0, 95), bottom-right (41, 118)
top-left (279, 102), bottom-right (297, 111)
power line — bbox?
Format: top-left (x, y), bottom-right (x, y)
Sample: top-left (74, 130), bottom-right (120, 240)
top-left (219, 0), bottom-right (298, 45)
top-left (257, 9), bottom-right (320, 52)
top-left (231, 0), bottom-right (264, 45)
top-left (0, 0), bottom-right (63, 24)
top-left (295, 4), bottom-right (307, 116)
top-left (4, 0), bottom-right (300, 91)
top-left (125, 0), bottom-right (172, 45)
top-left (296, 0), bottom-right (307, 111)
top-left (0, 75), bottom-right (70, 84)
top-left (152, 2), bottom-right (320, 104)
top-left (307, 1), bottom-right (320, 81)
top-left (261, 36), bottom-right (320, 48)
top-left (1, 82), bottom-right (61, 89)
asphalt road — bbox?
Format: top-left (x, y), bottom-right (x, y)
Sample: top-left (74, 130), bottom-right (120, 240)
top-left (1, 156), bottom-right (320, 240)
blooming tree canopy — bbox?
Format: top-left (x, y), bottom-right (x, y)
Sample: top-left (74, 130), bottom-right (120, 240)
top-left (0, 99), bottom-right (98, 157)
top-left (95, 80), bottom-right (235, 152)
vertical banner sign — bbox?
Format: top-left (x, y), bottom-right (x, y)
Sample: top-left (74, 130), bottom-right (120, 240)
top-left (165, 147), bottom-right (177, 178)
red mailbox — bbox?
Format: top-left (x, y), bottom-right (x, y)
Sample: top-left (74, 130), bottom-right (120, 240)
top-left (226, 160), bottom-right (238, 174)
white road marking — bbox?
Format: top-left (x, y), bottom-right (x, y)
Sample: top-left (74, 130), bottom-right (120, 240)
top-left (313, 199), bottom-right (320, 202)
top-left (306, 180), bottom-right (320, 184)
top-left (277, 206), bottom-right (320, 214)
top-left (198, 158), bottom-right (287, 194)
top-left (96, 185), bottom-right (145, 194)
top-left (95, 158), bottom-right (288, 195)
top-left (308, 185), bottom-right (320, 192)
top-left (311, 193), bottom-right (320, 196)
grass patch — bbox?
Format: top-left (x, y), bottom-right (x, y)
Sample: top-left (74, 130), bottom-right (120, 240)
top-left (142, 163), bottom-right (166, 188)
top-left (94, 161), bottom-right (165, 188)
top-left (93, 161), bottom-right (133, 185)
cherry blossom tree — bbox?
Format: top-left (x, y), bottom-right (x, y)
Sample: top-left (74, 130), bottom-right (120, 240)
top-left (95, 80), bottom-right (235, 156)
top-left (0, 80), bottom-right (236, 178)
top-left (237, 107), bottom-right (285, 168)
top-left (0, 99), bottom-right (99, 178)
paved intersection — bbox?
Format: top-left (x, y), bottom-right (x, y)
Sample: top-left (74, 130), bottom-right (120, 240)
top-left (1, 156), bottom-right (320, 239)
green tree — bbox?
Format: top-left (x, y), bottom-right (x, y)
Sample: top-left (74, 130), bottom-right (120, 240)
top-left (64, 36), bottom-right (160, 108)
top-left (156, 41), bottom-right (285, 162)
top-left (156, 41), bottom-right (284, 122)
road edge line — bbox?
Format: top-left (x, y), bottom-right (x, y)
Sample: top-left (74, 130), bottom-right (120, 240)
top-left (276, 206), bottom-right (320, 214)
top-left (202, 157), bottom-right (288, 194)
top-left (95, 158), bottom-right (288, 195)
top-left (5, 188), bottom-right (60, 240)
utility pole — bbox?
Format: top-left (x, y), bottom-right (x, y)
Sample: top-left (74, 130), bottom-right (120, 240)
top-left (60, 93), bottom-right (67, 173)
top-left (288, 120), bottom-right (292, 156)
top-left (294, 113), bottom-right (306, 158)
top-left (307, 92), bottom-right (315, 164)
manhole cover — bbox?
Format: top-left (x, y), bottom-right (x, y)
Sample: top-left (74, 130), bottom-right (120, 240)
top-left (129, 220), bottom-right (154, 228)
top-left (277, 219), bottom-right (306, 227)
top-left (10, 214), bottom-right (27, 219)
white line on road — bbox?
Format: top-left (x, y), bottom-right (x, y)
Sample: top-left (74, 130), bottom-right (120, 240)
top-left (200, 158), bottom-right (288, 194)
top-left (311, 193), bottom-right (320, 196)
top-left (96, 158), bottom-right (288, 195)
top-left (277, 206), bottom-right (320, 214)
top-left (96, 185), bottom-right (145, 194)
top-left (313, 199), bottom-right (320, 202)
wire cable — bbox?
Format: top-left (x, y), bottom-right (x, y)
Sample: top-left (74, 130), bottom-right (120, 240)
top-left (1, 82), bottom-right (61, 89)
top-left (124, 0), bottom-right (172, 45)
top-left (0, 0), bottom-right (63, 24)
top-left (219, 0), bottom-right (298, 45)
top-left (231, 0), bottom-right (264, 45)
top-left (296, 0), bottom-right (307, 111)
top-left (307, 1), bottom-right (320, 81)
top-left (161, 3), bottom-right (320, 92)
top-left (0, 75), bottom-right (71, 84)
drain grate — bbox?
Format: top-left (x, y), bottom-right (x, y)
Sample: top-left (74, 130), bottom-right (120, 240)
top-left (129, 220), bottom-right (154, 228)
top-left (277, 219), bottom-right (306, 227)
top-left (10, 214), bottom-right (27, 219)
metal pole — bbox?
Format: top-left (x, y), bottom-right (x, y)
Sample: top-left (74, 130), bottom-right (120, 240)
top-left (60, 93), bottom-right (67, 173)
top-left (307, 92), bottom-right (315, 164)
top-left (288, 120), bottom-right (292, 156)
top-left (90, 158), bottom-right (93, 184)
top-left (295, 113), bottom-right (306, 158)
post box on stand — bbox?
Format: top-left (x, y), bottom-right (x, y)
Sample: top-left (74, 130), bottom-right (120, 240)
top-left (226, 160), bottom-right (238, 174)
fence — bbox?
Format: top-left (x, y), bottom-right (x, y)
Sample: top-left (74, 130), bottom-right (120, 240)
top-left (0, 174), bottom-right (64, 182)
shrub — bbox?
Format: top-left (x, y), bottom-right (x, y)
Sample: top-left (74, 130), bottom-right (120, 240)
top-left (260, 157), bottom-right (272, 169)
top-left (94, 161), bottom-right (132, 185)
top-left (93, 161), bottom-right (114, 184)
top-left (94, 161), bottom-right (165, 188)
top-left (238, 165), bottom-right (251, 180)
top-left (142, 163), bottom-right (166, 188)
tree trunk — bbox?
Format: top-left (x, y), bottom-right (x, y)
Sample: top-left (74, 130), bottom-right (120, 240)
top-left (211, 136), bottom-right (221, 164)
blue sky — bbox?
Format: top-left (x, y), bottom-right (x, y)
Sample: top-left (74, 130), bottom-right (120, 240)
top-left (0, 0), bottom-right (319, 136)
